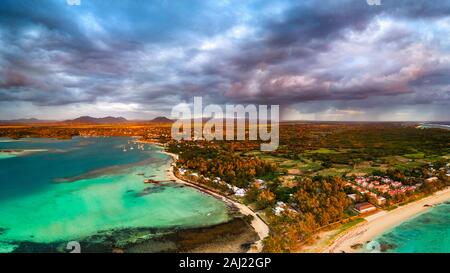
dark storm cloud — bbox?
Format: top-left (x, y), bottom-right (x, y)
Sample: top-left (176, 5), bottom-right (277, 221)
top-left (222, 0), bottom-right (450, 105)
top-left (0, 0), bottom-right (242, 107)
top-left (0, 0), bottom-right (449, 120)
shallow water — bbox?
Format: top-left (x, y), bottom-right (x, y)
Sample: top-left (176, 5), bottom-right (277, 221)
top-left (0, 153), bottom-right (16, 159)
top-left (0, 137), bottom-right (229, 252)
top-left (369, 202), bottom-right (450, 253)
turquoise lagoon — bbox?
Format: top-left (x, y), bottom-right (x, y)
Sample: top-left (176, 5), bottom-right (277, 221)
top-left (0, 137), bottom-right (230, 252)
top-left (371, 202), bottom-right (450, 253)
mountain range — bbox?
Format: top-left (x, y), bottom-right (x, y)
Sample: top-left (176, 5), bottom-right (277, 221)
top-left (63, 116), bottom-right (129, 124)
top-left (0, 116), bottom-right (174, 125)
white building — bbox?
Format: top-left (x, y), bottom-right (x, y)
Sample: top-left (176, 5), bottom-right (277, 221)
top-left (273, 201), bottom-right (286, 216)
top-left (347, 194), bottom-right (357, 202)
top-left (376, 196), bottom-right (386, 206)
top-left (234, 188), bottom-right (246, 197)
top-left (178, 168), bottom-right (187, 175)
top-left (254, 179), bottom-right (267, 189)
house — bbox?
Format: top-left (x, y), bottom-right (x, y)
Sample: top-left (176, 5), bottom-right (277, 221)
top-left (382, 177), bottom-right (392, 184)
top-left (388, 189), bottom-right (406, 196)
top-left (254, 179), bottom-right (267, 189)
top-left (234, 188), bottom-right (246, 197)
top-left (376, 196), bottom-right (386, 206)
top-left (367, 192), bottom-right (377, 198)
top-left (273, 201), bottom-right (286, 216)
top-left (354, 202), bottom-right (377, 214)
top-left (355, 177), bottom-right (366, 185)
top-left (225, 183), bottom-right (234, 190)
top-left (375, 184), bottom-right (390, 193)
top-left (426, 177), bottom-right (439, 183)
top-left (347, 194), bottom-right (357, 202)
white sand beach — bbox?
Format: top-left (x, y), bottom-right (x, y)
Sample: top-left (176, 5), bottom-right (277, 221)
top-left (325, 187), bottom-right (450, 253)
top-left (161, 150), bottom-right (269, 253)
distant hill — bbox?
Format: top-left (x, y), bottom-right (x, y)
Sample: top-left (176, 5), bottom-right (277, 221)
top-left (0, 116), bottom-right (174, 125)
top-left (149, 116), bottom-right (173, 123)
top-left (0, 118), bottom-right (56, 124)
top-left (64, 116), bottom-right (128, 124)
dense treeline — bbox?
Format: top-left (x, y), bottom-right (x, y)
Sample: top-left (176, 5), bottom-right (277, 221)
top-left (0, 124), bottom-right (172, 142)
top-left (275, 124), bottom-right (450, 164)
top-left (293, 177), bottom-right (351, 225)
top-left (168, 141), bottom-right (277, 188)
top-left (263, 176), bottom-right (351, 252)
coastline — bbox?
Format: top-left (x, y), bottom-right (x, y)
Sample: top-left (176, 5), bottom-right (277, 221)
top-left (325, 187), bottom-right (450, 253)
top-left (159, 149), bottom-right (269, 253)
top-left (0, 137), bottom-right (259, 253)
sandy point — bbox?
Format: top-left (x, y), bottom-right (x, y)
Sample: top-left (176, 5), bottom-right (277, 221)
top-left (325, 187), bottom-right (450, 253)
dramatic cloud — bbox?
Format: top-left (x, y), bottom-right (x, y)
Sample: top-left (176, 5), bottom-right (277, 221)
top-left (0, 0), bottom-right (449, 120)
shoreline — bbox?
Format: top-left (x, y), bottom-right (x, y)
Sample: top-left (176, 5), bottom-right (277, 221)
top-left (159, 149), bottom-right (269, 253)
top-left (325, 187), bottom-right (450, 253)
top-left (0, 138), bottom-right (260, 253)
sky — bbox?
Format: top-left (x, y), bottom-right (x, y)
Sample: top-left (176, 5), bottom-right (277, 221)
top-left (0, 0), bottom-right (449, 121)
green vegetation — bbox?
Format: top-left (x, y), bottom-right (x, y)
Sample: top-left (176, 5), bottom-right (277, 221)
top-left (164, 123), bottom-right (449, 252)
top-left (262, 176), bottom-right (351, 252)
top-left (1, 122), bottom-right (448, 253)
top-left (168, 141), bottom-right (277, 188)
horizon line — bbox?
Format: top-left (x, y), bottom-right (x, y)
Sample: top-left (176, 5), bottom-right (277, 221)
top-left (0, 116), bottom-right (449, 124)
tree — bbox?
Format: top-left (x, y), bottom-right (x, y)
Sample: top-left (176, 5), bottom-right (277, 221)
top-left (256, 190), bottom-right (276, 209)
